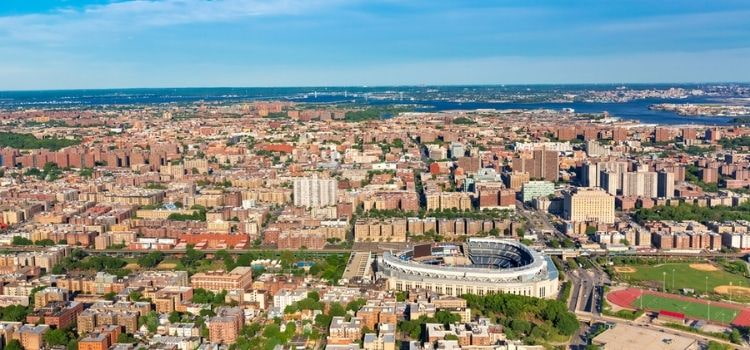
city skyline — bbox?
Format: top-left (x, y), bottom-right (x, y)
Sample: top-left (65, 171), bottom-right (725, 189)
top-left (1, 0), bottom-right (749, 89)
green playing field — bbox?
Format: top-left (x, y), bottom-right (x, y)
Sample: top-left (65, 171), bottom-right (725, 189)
top-left (633, 294), bottom-right (738, 324)
top-left (617, 262), bottom-right (749, 295)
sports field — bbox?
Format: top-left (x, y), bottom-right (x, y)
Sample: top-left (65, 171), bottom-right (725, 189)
top-left (607, 288), bottom-right (750, 326)
top-left (634, 294), bottom-right (738, 324)
top-left (615, 262), bottom-right (749, 296)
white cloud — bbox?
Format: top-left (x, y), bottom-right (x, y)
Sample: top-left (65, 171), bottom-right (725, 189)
top-left (0, 0), bottom-right (343, 44)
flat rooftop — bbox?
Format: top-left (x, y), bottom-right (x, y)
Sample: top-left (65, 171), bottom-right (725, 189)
top-left (342, 251), bottom-right (372, 280)
top-left (593, 324), bottom-right (699, 350)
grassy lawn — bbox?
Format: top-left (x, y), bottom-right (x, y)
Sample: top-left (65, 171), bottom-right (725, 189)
top-left (617, 262), bottom-right (749, 295)
top-left (633, 294), bottom-right (738, 324)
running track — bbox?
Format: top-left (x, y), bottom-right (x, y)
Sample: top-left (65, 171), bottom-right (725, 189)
top-left (607, 288), bottom-right (750, 326)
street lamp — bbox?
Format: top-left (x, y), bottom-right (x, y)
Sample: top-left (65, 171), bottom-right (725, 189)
top-left (663, 271), bottom-right (667, 292)
top-left (672, 268), bottom-right (675, 291)
top-left (705, 276), bottom-right (708, 296)
top-left (729, 282), bottom-right (733, 302)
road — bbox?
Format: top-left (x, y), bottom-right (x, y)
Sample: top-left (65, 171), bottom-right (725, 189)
top-left (567, 266), bottom-right (609, 315)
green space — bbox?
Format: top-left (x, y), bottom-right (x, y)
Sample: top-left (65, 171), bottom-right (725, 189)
top-left (685, 164), bottom-right (719, 192)
top-left (719, 135), bottom-right (750, 150)
top-left (614, 262), bottom-right (749, 298)
top-left (0, 132), bottom-right (79, 150)
top-left (344, 107), bottom-right (410, 122)
top-left (634, 201), bottom-right (750, 223)
top-left (167, 205), bottom-right (207, 221)
top-left (452, 117), bottom-right (476, 125)
top-left (462, 293), bottom-right (578, 345)
top-left (24, 162), bottom-right (64, 181)
top-left (51, 249), bottom-right (131, 278)
top-left (634, 294), bottom-right (737, 324)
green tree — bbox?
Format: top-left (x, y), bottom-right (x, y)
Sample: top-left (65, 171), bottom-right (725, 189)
top-left (5, 340), bottom-right (23, 350)
top-left (34, 239), bottom-right (56, 247)
top-left (707, 341), bottom-right (731, 350)
top-left (11, 236), bottom-right (33, 246)
top-left (138, 311), bottom-right (159, 333)
top-left (328, 303), bottom-right (347, 317)
top-left (129, 291), bottom-right (144, 302)
top-left (137, 251), bottom-right (165, 268)
top-left (435, 310), bottom-right (461, 326)
top-left (116, 333), bottom-right (137, 344)
top-left (43, 329), bottom-right (70, 347)
top-left (0, 304), bottom-right (29, 322)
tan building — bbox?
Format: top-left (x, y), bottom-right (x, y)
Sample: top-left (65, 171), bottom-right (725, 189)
top-left (563, 188), bottom-right (615, 225)
top-left (354, 219), bottom-right (407, 242)
top-left (207, 307), bottom-right (244, 344)
top-left (425, 192), bottom-right (472, 211)
top-left (191, 266), bottom-right (253, 292)
top-left (18, 325), bottom-right (49, 350)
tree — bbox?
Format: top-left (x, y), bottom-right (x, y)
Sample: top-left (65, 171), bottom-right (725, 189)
top-left (729, 328), bottom-right (742, 344)
top-left (328, 303), bottom-right (346, 317)
top-left (43, 329), bottom-right (70, 347)
top-left (168, 311), bottom-right (181, 323)
top-left (510, 319), bottom-right (532, 335)
top-left (315, 314), bottom-right (332, 329)
top-left (11, 236), bottom-right (33, 246)
top-left (280, 250), bottom-right (295, 268)
top-left (138, 311), bottom-right (159, 333)
top-left (34, 239), bottom-right (56, 247)
top-left (129, 291), bottom-right (144, 302)
top-left (707, 341), bottom-right (731, 350)
top-left (435, 310), bottom-right (461, 326)
top-left (117, 333), bottom-right (137, 344)
top-left (0, 304), bottom-right (29, 322)
top-left (553, 312), bottom-right (579, 336)
top-left (137, 251), bottom-right (165, 268)
top-left (181, 245), bottom-right (206, 268)
top-left (5, 340), bottom-right (22, 350)
top-left (346, 298), bottom-right (366, 312)
top-left (79, 168), bottom-right (94, 178)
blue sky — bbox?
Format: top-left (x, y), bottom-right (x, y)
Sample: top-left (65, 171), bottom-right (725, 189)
top-left (0, 0), bottom-right (749, 89)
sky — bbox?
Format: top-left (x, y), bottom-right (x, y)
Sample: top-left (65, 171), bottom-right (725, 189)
top-left (0, 0), bottom-right (749, 90)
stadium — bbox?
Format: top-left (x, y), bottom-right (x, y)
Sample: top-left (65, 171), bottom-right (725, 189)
top-left (377, 238), bottom-right (559, 299)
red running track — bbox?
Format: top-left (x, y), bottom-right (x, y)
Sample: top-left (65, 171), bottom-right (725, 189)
top-left (606, 288), bottom-right (750, 327)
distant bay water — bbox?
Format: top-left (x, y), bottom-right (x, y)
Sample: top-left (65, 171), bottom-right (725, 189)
top-left (0, 85), bottom-right (739, 125)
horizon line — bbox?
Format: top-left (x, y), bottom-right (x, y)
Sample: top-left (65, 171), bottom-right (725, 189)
top-left (2, 81), bottom-right (749, 93)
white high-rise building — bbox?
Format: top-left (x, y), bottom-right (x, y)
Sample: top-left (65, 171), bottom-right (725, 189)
top-left (621, 171), bottom-right (658, 198)
top-left (657, 171), bottom-right (675, 198)
top-left (293, 175), bottom-right (338, 208)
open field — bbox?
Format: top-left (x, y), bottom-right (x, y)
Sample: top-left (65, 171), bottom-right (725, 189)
top-left (714, 285), bottom-right (750, 299)
top-left (607, 288), bottom-right (750, 326)
top-left (614, 266), bottom-right (636, 273)
top-left (614, 262), bottom-right (749, 298)
top-left (635, 294), bottom-right (738, 324)
top-left (156, 262), bottom-right (177, 270)
top-left (690, 263), bottom-right (719, 271)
